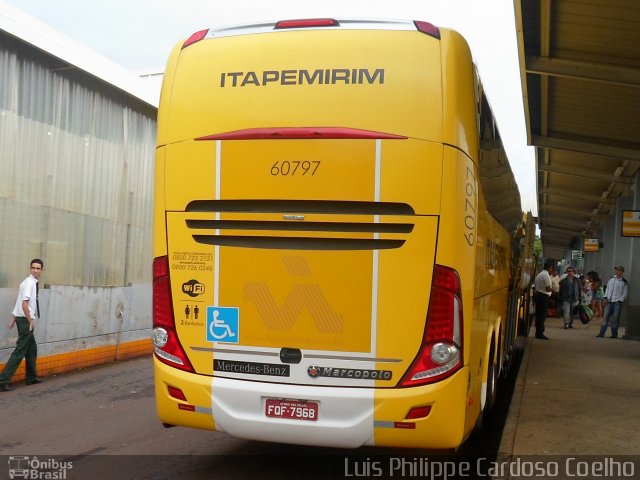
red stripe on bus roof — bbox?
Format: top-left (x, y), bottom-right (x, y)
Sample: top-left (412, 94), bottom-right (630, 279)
top-left (195, 127), bottom-right (408, 140)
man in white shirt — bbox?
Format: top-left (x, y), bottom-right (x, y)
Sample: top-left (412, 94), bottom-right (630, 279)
top-left (0, 259), bottom-right (44, 391)
top-left (597, 266), bottom-right (629, 339)
top-left (534, 261), bottom-right (555, 339)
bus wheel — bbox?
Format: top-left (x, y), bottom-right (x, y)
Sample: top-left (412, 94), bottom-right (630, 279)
top-left (485, 354), bottom-right (498, 413)
top-left (466, 353), bottom-right (498, 445)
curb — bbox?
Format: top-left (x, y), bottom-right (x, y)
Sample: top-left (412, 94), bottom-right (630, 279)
top-left (497, 334), bottom-right (534, 459)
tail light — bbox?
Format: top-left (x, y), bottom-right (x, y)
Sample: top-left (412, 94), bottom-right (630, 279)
top-left (153, 256), bottom-right (194, 372)
top-left (196, 127), bottom-right (407, 141)
top-left (167, 385), bottom-right (188, 401)
top-left (399, 265), bottom-right (463, 387)
top-left (182, 29), bottom-right (209, 49)
top-left (414, 21), bottom-right (441, 40)
top-left (275, 19), bottom-right (339, 29)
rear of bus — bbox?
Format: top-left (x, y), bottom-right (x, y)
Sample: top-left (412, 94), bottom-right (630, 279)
top-left (153, 19), bottom-right (484, 449)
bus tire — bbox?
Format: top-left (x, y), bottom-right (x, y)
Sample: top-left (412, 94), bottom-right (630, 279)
top-left (485, 351), bottom-right (498, 413)
top-left (476, 345), bottom-right (498, 431)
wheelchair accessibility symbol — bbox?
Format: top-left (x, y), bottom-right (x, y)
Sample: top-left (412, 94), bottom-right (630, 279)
top-left (206, 306), bottom-right (239, 343)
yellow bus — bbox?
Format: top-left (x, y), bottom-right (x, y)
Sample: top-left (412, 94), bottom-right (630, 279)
top-left (153, 18), bottom-right (531, 449)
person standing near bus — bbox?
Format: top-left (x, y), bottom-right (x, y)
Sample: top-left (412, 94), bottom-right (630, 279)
top-left (558, 266), bottom-right (580, 329)
top-left (549, 269), bottom-right (561, 314)
top-left (534, 262), bottom-right (554, 340)
top-left (0, 259), bottom-right (44, 392)
top-left (587, 271), bottom-right (604, 319)
top-left (597, 266), bottom-right (629, 339)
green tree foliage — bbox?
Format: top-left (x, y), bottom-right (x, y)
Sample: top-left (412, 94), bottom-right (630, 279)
top-left (534, 236), bottom-right (544, 270)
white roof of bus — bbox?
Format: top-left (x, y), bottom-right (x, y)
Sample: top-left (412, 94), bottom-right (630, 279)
top-left (203, 18), bottom-right (423, 39)
top-left (0, 1), bottom-right (159, 108)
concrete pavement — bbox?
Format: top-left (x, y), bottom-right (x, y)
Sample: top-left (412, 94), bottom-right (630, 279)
top-left (499, 315), bottom-right (640, 456)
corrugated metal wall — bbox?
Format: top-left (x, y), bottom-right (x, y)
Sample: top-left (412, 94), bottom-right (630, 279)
top-left (0, 45), bottom-right (155, 289)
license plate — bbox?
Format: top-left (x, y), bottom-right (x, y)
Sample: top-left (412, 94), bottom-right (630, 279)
top-left (265, 399), bottom-right (319, 421)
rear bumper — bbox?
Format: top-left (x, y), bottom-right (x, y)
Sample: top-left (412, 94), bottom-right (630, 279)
top-left (154, 358), bottom-right (470, 448)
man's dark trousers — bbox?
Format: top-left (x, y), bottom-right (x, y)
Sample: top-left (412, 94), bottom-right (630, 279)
top-left (534, 291), bottom-right (550, 335)
top-left (0, 317), bottom-right (38, 385)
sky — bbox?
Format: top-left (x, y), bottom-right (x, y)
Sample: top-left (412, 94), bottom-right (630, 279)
top-left (3, 0), bottom-right (537, 207)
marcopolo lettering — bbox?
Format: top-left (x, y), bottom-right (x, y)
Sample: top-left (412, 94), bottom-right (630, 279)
top-left (307, 365), bottom-right (392, 380)
top-left (219, 68), bottom-right (385, 87)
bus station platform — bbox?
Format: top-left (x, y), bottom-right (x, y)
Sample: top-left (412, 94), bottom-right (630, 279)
top-left (499, 315), bottom-right (640, 457)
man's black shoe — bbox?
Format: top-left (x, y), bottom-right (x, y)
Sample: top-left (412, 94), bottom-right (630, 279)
top-left (25, 378), bottom-right (43, 385)
top-left (0, 383), bottom-right (14, 392)
top-left (535, 334), bottom-right (550, 340)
